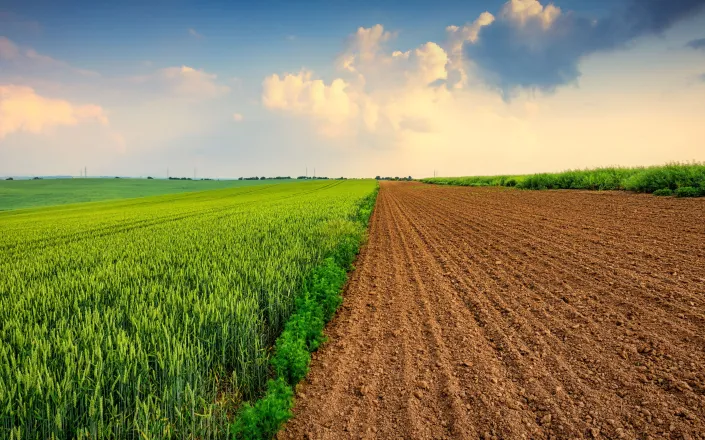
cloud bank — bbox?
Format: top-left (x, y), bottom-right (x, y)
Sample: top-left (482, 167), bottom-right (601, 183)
top-left (262, 25), bottom-right (459, 141)
top-left (0, 85), bottom-right (107, 139)
top-left (259, 2), bottom-right (705, 176)
top-left (261, 0), bottom-right (705, 143)
top-left (463, 0), bottom-right (705, 94)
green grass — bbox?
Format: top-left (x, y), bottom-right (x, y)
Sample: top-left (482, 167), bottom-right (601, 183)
top-left (0, 180), bottom-right (377, 439)
top-left (421, 163), bottom-right (705, 196)
top-left (0, 178), bottom-right (281, 211)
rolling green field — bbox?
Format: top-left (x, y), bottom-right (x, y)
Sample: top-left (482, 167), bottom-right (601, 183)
top-left (0, 180), bottom-right (376, 439)
top-left (0, 178), bottom-right (282, 211)
top-left (421, 163), bottom-right (705, 196)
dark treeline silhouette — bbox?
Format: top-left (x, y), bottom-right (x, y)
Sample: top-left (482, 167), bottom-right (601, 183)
top-left (375, 176), bottom-right (413, 181)
top-left (238, 176), bottom-right (292, 181)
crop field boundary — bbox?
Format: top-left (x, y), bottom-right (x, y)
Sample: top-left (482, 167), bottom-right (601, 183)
top-left (231, 185), bottom-right (379, 439)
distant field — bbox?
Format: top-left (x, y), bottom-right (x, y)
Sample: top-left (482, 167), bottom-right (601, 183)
top-left (0, 179), bottom-right (377, 439)
top-left (0, 178), bottom-right (284, 210)
top-left (421, 163), bottom-right (705, 196)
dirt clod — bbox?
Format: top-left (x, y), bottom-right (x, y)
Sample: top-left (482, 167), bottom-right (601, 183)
top-left (540, 414), bottom-right (552, 425)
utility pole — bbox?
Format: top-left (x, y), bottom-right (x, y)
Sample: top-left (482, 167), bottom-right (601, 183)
top-left (314, 167), bottom-right (316, 178)
top-left (306, 166), bottom-right (308, 179)
top-left (167, 168), bottom-right (169, 179)
top-left (85, 166), bottom-right (87, 178)
top-left (194, 168), bottom-right (196, 180)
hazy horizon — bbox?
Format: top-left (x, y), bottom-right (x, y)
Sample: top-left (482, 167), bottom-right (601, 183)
top-left (2, 0), bottom-right (705, 178)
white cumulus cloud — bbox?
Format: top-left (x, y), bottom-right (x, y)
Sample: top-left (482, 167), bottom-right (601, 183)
top-left (0, 85), bottom-right (107, 139)
top-left (500, 0), bottom-right (561, 29)
top-left (261, 25), bottom-right (457, 139)
top-left (262, 70), bottom-right (359, 136)
top-left (262, 25), bottom-right (461, 140)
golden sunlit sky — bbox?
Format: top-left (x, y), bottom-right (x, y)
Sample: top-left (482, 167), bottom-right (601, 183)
top-left (1, 0), bottom-right (705, 178)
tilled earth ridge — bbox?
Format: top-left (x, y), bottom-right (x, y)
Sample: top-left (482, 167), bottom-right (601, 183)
top-left (279, 182), bottom-right (705, 440)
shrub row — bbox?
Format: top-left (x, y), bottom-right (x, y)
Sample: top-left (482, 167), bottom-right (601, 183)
top-left (421, 163), bottom-right (705, 196)
top-left (231, 186), bottom-right (379, 439)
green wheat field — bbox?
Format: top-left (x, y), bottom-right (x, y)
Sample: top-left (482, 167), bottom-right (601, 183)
top-left (0, 179), bottom-right (376, 439)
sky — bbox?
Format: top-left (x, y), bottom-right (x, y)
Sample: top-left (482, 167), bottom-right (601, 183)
top-left (1, 0), bottom-right (704, 179)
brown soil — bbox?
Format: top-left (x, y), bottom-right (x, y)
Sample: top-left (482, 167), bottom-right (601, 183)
top-left (280, 182), bottom-right (705, 440)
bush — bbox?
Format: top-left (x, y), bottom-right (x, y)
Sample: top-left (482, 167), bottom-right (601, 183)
top-left (231, 378), bottom-right (294, 440)
top-left (5, 177), bottom-right (13, 181)
top-left (675, 186), bottom-right (702, 198)
top-left (147, 176), bottom-right (154, 179)
top-left (624, 163), bottom-right (705, 193)
top-left (653, 188), bottom-right (673, 196)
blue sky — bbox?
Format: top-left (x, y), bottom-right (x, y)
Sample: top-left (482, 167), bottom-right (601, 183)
top-left (1, 0), bottom-right (704, 178)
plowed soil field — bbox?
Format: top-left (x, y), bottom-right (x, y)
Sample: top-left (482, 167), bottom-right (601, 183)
top-left (280, 181), bottom-right (705, 440)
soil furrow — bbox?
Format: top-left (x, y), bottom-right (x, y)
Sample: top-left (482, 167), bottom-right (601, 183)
top-left (280, 182), bottom-right (705, 439)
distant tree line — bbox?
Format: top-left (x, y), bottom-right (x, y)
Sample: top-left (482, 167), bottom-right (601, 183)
top-left (239, 176), bottom-right (292, 180)
top-left (375, 176), bottom-right (413, 181)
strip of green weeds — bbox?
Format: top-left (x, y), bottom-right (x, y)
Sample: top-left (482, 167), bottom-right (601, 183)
top-left (421, 162), bottom-right (705, 196)
top-left (231, 186), bottom-right (379, 440)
